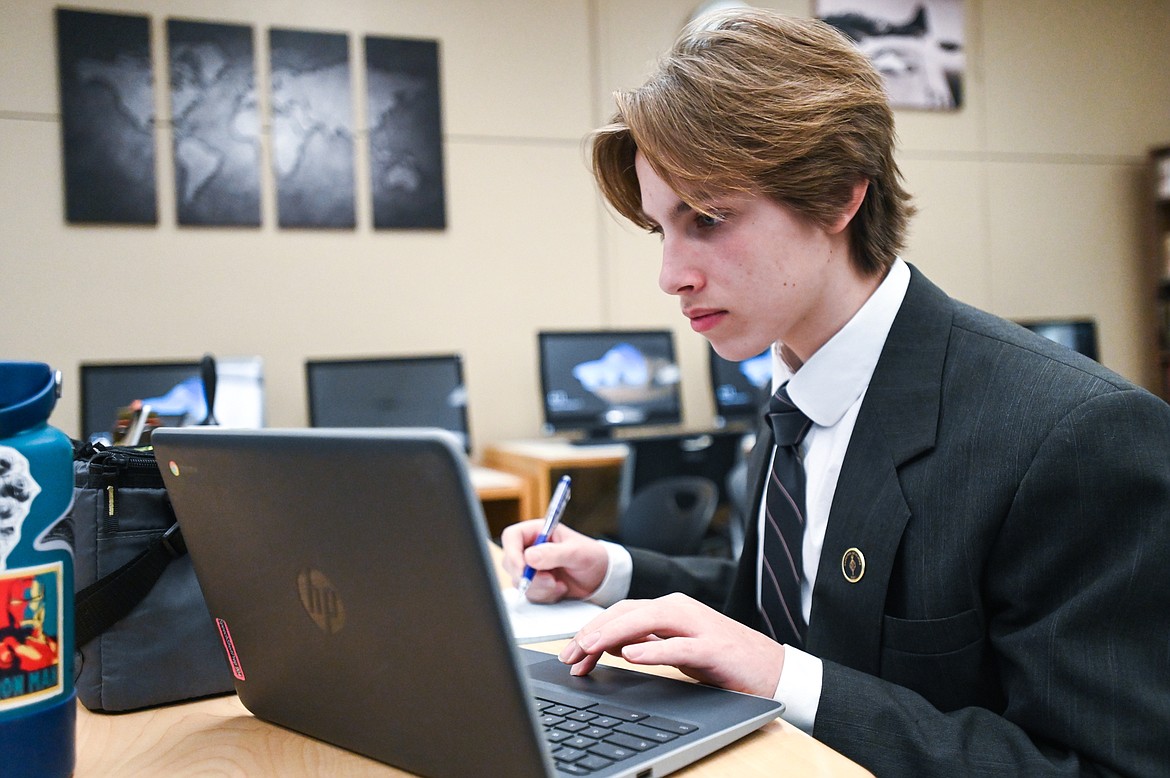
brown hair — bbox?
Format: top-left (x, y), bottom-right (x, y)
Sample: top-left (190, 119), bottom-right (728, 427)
top-left (591, 9), bottom-right (915, 276)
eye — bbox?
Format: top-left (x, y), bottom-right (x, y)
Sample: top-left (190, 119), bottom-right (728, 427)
top-left (695, 212), bottom-right (724, 230)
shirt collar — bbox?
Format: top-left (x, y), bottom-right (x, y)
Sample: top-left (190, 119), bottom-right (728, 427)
top-left (772, 258), bottom-right (910, 427)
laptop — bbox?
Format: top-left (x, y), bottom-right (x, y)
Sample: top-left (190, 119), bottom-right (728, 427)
top-left (151, 427), bottom-right (784, 778)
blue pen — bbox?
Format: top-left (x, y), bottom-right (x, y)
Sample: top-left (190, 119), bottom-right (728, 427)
top-left (517, 475), bottom-right (572, 596)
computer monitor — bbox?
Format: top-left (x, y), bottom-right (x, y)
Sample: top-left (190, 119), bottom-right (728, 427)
top-left (708, 345), bottom-right (772, 428)
top-left (305, 355), bottom-right (471, 452)
top-left (537, 329), bottom-right (682, 441)
top-left (1018, 319), bottom-right (1099, 361)
top-left (79, 356), bottom-right (265, 443)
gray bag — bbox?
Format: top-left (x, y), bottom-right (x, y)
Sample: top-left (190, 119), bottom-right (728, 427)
top-left (69, 441), bottom-right (234, 712)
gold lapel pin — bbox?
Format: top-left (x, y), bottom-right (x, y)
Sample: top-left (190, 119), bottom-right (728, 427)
top-left (841, 548), bottom-right (865, 583)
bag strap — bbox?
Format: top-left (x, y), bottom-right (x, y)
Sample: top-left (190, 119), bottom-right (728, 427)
top-left (74, 522), bottom-right (188, 647)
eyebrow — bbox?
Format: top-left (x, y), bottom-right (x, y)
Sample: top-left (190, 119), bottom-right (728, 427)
top-left (649, 199), bottom-right (693, 227)
top-left (643, 197), bottom-right (700, 231)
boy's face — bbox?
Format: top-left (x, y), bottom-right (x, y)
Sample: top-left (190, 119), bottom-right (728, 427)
top-left (635, 153), bottom-right (871, 365)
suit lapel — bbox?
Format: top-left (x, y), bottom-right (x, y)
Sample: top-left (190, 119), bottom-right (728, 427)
top-left (806, 266), bottom-right (954, 672)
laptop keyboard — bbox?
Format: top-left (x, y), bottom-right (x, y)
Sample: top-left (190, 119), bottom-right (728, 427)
top-left (534, 693), bottom-right (698, 775)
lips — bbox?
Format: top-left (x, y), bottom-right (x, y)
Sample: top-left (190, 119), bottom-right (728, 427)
top-left (686, 308), bottom-right (727, 334)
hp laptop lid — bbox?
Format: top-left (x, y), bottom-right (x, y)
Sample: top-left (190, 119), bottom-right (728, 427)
top-left (152, 427), bottom-right (783, 778)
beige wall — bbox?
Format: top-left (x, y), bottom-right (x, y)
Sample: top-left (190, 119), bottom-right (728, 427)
top-left (4, 0), bottom-right (1170, 455)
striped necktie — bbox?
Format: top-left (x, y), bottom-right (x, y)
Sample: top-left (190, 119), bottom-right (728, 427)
top-left (759, 383), bottom-right (812, 646)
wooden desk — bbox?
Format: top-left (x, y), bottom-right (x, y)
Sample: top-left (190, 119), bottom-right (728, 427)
top-left (482, 440), bottom-right (629, 536)
top-left (470, 465), bottom-right (532, 537)
top-left (74, 545), bottom-right (872, 777)
top-left (75, 644), bottom-right (870, 777)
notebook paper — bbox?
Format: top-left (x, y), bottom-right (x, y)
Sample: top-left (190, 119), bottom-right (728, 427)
top-left (503, 588), bottom-right (605, 644)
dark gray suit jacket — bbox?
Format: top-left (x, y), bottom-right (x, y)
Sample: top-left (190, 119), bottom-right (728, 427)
top-left (627, 267), bottom-right (1170, 776)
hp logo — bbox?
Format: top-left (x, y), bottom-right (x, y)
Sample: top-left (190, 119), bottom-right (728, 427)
top-left (296, 568), bottom-right (346, 634)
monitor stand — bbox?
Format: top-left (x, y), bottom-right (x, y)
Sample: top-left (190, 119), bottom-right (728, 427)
top-left (570, 428), bottom-right (618, 447)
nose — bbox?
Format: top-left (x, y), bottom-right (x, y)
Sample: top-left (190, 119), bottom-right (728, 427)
top-left (658, 238), bottom-right (703, 297)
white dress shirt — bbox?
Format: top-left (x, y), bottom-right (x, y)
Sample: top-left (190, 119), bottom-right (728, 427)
top-left (590, 259), bottom-right (910, 733)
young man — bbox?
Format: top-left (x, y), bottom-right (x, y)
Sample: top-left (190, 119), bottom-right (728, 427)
top-left (502, 9), bottom-right (1170, 775)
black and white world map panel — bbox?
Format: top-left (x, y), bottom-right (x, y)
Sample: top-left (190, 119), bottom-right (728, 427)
top-left (269, 28), bottom-right (356, 229)
top-left (168, 20), bottom-right (262, 227)
top-left (57, 8), bottom-right (157, 225)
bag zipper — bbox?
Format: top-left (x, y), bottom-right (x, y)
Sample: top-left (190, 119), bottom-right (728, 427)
top-left (82, 444), bottom-right (164, 533)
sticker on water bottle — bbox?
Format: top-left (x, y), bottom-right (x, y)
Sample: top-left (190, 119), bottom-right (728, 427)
top-left (1, 445), bottom-right (43, 572)
top-left (0, 562), bottom-right (64, 711)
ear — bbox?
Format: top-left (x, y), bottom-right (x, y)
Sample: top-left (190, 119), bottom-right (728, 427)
top-left (827, 179), bottom-right (869, 235)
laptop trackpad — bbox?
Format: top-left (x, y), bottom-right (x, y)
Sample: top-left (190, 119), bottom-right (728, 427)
top-left (523, 651), bottom-right (653, 699)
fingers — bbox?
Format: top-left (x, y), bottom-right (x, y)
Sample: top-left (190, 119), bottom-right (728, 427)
top-left (617, 635), bottom-right (694, 668)
top-left (521, 534), bottom-right (579, 574)
top-left (559, 595), bottom-right (695, 665)
top-left (521, 570), bottom-right (568, 603)
top-left (568, 651), bottom-right (601, 677)
top-left (499, 519), bottom-right (548, 579)
top-left (556, 594), bottom-right (785, 696)
top-left (501, 520), bottom-right (609, 602)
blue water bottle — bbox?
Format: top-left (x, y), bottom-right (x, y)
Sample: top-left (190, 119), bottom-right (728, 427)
top-left (0, 363), bottom-right (75, 778)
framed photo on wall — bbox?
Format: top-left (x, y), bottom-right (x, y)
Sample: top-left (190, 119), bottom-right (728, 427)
top-left (56, 8), bottom-right (158, 224)
top-left (364, 36), bottom-right (447, 230)
top-left (168, 19), bottom-right (262, 227)
top-left (1153, 146), bottom-right (1170, 202)
top-left (816, 0), bottom-right (965, 110)
top-left (269, 28), bottom-right (356, 229)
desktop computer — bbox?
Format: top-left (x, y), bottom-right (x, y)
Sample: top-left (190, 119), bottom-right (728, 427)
top-left (1017, 319), bottom-right (1099, 361)
top-left (305, 354), bottom-right (471, 453)
top-left (707, 344), bottom-right (771, 429)
top-left (78, 356), bottom-right (265, 443)
top-left (537, 329), bottom-right (682, 442)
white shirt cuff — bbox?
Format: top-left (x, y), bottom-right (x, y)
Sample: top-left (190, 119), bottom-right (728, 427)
top-left (773, 645), bottom-right (822, 734)
top-left (585, 541), bottom-right (632, 607)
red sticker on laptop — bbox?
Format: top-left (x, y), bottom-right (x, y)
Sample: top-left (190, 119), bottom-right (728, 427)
top-left (216, 618), bottom-right (246, 681)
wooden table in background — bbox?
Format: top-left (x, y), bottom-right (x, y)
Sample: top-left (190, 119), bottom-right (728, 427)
top-left (470, 464), bottom-right (531, 537)
top-left (482, 440), bottom-right (629, 537)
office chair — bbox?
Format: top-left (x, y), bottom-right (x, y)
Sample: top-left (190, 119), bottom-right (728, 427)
top-left (618, 431), bottom-right (745, 513)
top-left (616, 431), bottom-right (752, 559)
top-left (615, 476), bottom-right (719, 556)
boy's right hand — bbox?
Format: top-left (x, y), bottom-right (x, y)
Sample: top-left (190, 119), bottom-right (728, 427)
top-left (500, 519), bottom-right (610, 602)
